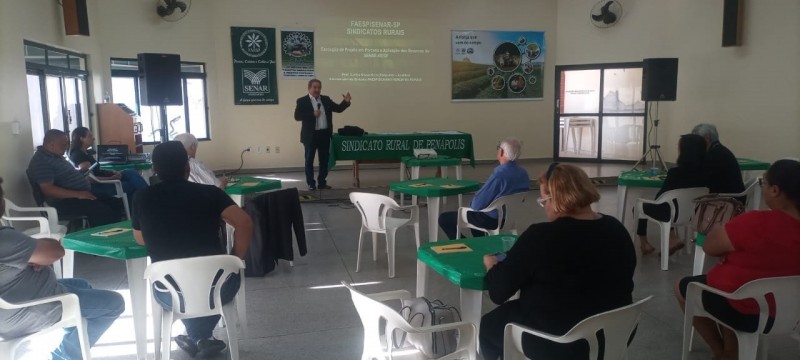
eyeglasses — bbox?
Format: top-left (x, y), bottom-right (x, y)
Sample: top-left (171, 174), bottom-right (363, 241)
top-left (537, 196), bottom-right (551, 207)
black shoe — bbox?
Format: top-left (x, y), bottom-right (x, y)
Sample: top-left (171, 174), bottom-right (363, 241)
top-left (175, 335), bottom-right (198, 357)
top-left (196, 338), bottom-right (227, 358)
top-left (318, 184), bottom-right (332, 190)
top-left (308, 185), bottom-right (316, 191)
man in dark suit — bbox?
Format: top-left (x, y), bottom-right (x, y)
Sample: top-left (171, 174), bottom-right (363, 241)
top-left (294, 79), bottom-right (352, 190)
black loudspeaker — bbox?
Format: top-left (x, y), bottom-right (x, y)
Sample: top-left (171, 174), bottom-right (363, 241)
top-left (138, 53), bottom-right (183, 106)
top-left (641, 58), bottom-right (678, 101)
top-left (722, 0), bottom-right (744, 47)
top-left (63, 0), bottom-right (90, 36)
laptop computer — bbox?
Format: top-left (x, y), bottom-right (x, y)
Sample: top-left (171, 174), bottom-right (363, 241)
top-left (97, 144), bottom-right (128, 165)
top-left (126, 152), bottom-right (150, 163)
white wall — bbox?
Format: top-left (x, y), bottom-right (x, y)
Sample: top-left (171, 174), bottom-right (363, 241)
top-left (3, 0), bottom-right (797, 203)
top-left (89, 0), bottom-right (558, 171)
top-left (0, 0), bottom-right (73, 202)
top-left (555, 0), bottom-right (800, 162)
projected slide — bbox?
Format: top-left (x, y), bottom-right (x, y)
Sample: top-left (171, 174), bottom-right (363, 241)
top-left (451, 30), bottom-right (545, 101)
top-left (317, 18), bottom-right (434, 85)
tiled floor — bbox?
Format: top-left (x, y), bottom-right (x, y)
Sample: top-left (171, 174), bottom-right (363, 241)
top-left (70, 160), bottom-right (798, 359)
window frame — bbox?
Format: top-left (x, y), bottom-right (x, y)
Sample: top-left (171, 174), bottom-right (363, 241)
top-left (110, 57), bottom-right (210, 144)
top-left (24, 41), bottom-right (89, 141)
top-left (553, 61), bottom-right (648, 163)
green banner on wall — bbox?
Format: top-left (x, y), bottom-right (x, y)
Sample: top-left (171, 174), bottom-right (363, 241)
top-left (280, 30), bottom-right (315, 79)
top-left (231, 26), bottom-right (278, 105)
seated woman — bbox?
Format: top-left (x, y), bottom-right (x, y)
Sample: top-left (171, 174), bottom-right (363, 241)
top-left (479, 163), bottom-right (636, 360)
top-left (637, 133), bottom-right (708, 255)
top-left (68, 127), bottom-right (148, 205)
top-left (675, 159), bottom-right (800, 360)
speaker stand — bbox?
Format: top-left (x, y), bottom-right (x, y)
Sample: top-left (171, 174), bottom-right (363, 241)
top-left (158, 105), bottom-right (168, 143)
top-left (633, 117), bottom-right (668, 171)
top-left (633, 144), bottom-right (667, 172)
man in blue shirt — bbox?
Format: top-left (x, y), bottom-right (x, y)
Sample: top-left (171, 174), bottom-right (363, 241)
top-left (439, 137), bottom-right (530, 239)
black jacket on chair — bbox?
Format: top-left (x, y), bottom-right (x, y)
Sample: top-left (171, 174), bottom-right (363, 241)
top-left (243, 188), bottom-right (307, 276)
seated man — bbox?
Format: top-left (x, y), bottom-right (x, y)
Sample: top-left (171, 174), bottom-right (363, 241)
top-left (132, 141), bottom-right (253, 358)
top-left (27, 129), bottom-right (123, 227)
top-left (692, 123), bottom-right (745, 194)
top-left (439, 137), bottom-right (530, 239)
top-left (174, 133), bottom-right (228, 188)
top-left (0, 177), bottom-right (125, 360)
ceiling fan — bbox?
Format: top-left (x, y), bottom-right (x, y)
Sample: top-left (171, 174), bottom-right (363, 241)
top-left (590, 0), bottom-right (624, 28)
top-left (157, 0), bottom-right (191, 22)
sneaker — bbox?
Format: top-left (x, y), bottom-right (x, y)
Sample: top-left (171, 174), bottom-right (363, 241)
top-left (318, 184), bottom-right (332, 190)
top-left (308, 185), bottom-right (316, 191)
top-left (175, 335), bottom-right (198, 357)
top-left (196, 338), bottom-right (227, 358)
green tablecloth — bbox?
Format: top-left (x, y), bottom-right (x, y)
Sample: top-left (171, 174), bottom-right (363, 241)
top-left (390, 177), bottom-right (480, 197)
top-left (401, 155), bottom-right (462, 167)
top-left (620, 158), bottom-right (769, 188)
top-left (102, 162), bottom-right (152, 171)
top-left (63, 221), bottom-right (146, 260)
top-left (224, 176), bottom-right (282, 195)
top-left (736, 158), bottom-right (770, 171)
top-left (330, 132), bottom-right (475, 169)
top-left (418, 235), bottom-right (517, 290)
top-left (617, 170), bottom-right (666, 187)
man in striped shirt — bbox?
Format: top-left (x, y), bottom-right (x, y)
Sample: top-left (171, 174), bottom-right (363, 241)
top-left (26, 129), bottom-right (122, 226)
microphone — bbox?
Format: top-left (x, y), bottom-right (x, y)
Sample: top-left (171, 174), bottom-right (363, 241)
top-left (317, 102), bottom-right (321, 110)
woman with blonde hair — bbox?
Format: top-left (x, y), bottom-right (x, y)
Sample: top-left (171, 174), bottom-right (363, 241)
top-left (480, 163), bottom-right (636, 359)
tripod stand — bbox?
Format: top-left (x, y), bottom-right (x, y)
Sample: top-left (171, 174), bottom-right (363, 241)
top-left (633, 109), bottom-right (668, 171)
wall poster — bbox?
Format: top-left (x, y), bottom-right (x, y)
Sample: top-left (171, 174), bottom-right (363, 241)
top-left (451, 30), bottom-right (545, 101)
top-left (280, 30), bottom-right (315, 79)
top-left (231, 26), bottom-right (278, 105)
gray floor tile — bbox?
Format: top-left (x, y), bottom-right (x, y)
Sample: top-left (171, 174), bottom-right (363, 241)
top-left (75, 162), bottom-right (799, 359)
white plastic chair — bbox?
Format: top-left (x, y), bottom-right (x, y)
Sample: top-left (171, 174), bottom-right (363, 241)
top-left (0, 293), bottom-right (91, 360)
top-left (682, 276), bottom-right (800, 360)
top-left (349, 192), bottom-right (420, 278)
top-left (635, 187), bottom-right (708, 270)
top-left (503, 296), bottom-right (652, 360)
top-left (455, 191), bottom-right (533, 238)
top-left (717, 176), bottom-right (761, 211)
top-left (87, 174), bottom-right (130, 220)
top-left (341, 281), bottom-right (477, 360)
top-left (2, 198), bottom-right (68, 278)
top-left (145, 255), bottom-right (245, 360)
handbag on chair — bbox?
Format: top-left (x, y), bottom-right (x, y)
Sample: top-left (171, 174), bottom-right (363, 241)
top-left (391, 297), bottom-right (461, 358)
top-left (691, 194), bottom-right (745, 235)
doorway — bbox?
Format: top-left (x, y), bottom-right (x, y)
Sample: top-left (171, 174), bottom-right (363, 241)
top-left (554, 63), bottom-right (647, 162)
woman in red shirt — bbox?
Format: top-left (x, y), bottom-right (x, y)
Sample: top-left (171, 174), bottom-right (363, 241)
top-left (675, 159), bottom-right (800, 360)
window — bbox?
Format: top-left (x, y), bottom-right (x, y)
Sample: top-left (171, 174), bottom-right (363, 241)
top-left (110, 58), bottom-right (209, 144)
top-left (24, 41), bottom-right (89, 147)
top-left (554, 63), bottom-right (647, 162)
